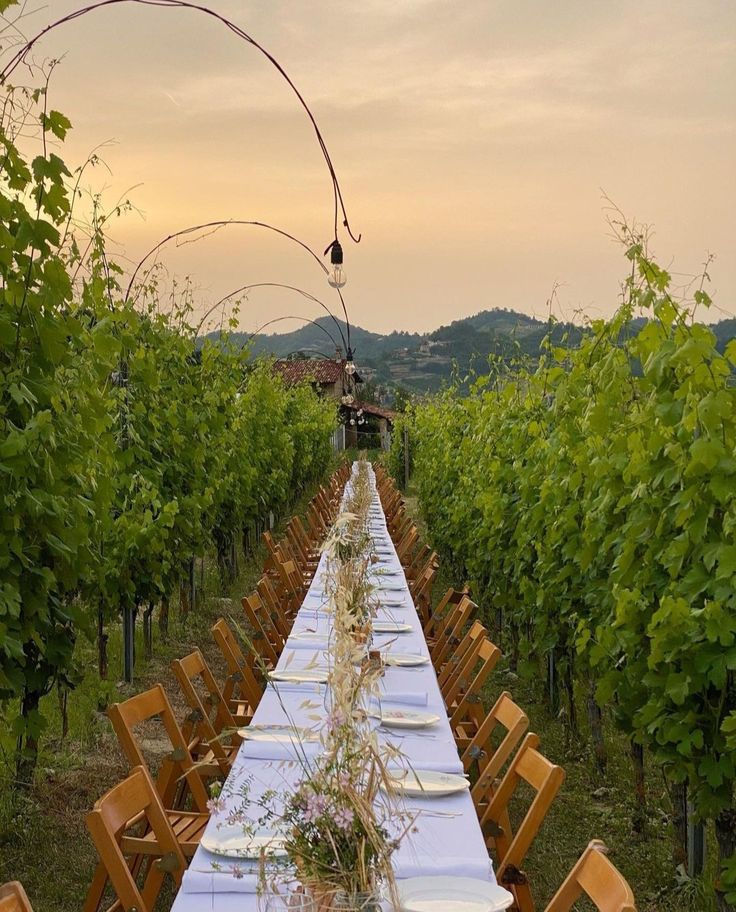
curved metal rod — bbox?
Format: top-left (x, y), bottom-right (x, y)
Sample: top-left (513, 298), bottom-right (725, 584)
top-left (0, 0), bottom-right (361, 244)
top-left (281, 346), bottom-right (335, 361)
top-left (335, 286), bottom-right (352, 354)
top-left (196, 280), bottom-right (347, 352)
top-left (126, 220), bottom-right (328, 302)
top-left (243, 315), bottom-right (340, 352)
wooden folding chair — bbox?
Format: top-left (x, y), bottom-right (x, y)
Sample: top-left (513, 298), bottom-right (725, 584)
top-left (395, 524), bottom-right (418, 563)
top-left (85, 766), bottom-right (185, 912)
top-left (431, 595), bottom-right (475, 669)
top-left (438, 620), bottom-right (487, 701)
top-left (108, 683), bottom-right (210, 817)
top-left (544, 841), bottom-right (636, 912)
top-left (0, 883), bottom-right (34, 912)
top-left (462, 691), bottom-right (529, 818)
top-left (241, 592), bottom-right (282, 666)
top-left (276, 557), bottom-right (309, 612)
top-left (424, 587), bottom-right (464, 642)
top-left (286, 520), bottom-right (320, 570)
top-left (171, 649), bottom-right (241, 777)
top-left (212, 617), bottom-right (264, 715)
top-left (450, 638), bottom-right (502, 748)
top-left (410, 556), bottom-right (438, 626)
top-left (481, 734), bottom-right (565, 912)
top-left (293, 516), bottom-right (321, 559)
top-left (404, 543), bottom-right (431, 582)
top-left (257, 575), bottom-right (293, 636)
top-left (85, 685), bottom-right (211, 912)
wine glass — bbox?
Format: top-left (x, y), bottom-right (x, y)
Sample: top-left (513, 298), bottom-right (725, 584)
top-left (264, 888), bottom-right (318, 912)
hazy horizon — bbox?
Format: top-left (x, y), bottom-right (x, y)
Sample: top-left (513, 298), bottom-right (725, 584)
top-left (4, 0), bottom-right (735, 334)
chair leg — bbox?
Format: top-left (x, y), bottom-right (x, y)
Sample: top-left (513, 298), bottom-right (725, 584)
top-left (82, 861), bottom-right (109, 912)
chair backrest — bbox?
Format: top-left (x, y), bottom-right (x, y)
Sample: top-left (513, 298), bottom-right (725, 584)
top-left (241, 592), bottom-right (281, 665)
top-left (107, 683), bottom-right (210, 813)
top-left (171, 649), bottom-right (238, 775)
top-left (463, 691), bottom-right (530, 809)
top-left (450, 637), bottom-right (502, 729)
top-left (211, 617), bottom-right (264, 711)
top-left (432, 596), bottom-right (475, 669)
top-left (410, 556), bottom-right (438, 624)
top-left (0, 883), bottom-right (34, 912)
top-left (439, 619), bottom-right (487, 695)
top-left (424, 587), bottom-right (463, 639)
top-left (405, 543), bottom-right (431, 580)
top-left (396, 525), bottom-right (418, 563)
top-left (294, 516), bottom-right (316, 553)
top-left (544, 841), bottom-right (636, 912)
top-left (256, 576), bottom-right (292, 637)
top-left (483, 734), bottom-right (565, 912)
top-left (262, 530), bottom-right (279, 572)
top-left (86, 766), bottom-right (185, 912)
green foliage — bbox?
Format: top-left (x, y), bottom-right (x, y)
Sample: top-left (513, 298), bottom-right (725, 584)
top-left (397, 237), bottom-right (736, 896)
top-left (0, 89), bottom-right (336, 775)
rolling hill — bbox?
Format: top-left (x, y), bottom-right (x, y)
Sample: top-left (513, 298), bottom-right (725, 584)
top-left (208, 308), bottom-right (736, 399)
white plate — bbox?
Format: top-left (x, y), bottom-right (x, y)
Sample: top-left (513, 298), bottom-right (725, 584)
top-left (378, 598), bottom-right (406, 608)
top-left (288, 632), bottom-right (329, 645)
top-left (374, 621), bottom-right (413, 634)
top-left (239, 724), bottom-right (319, 743)
top-left (270, 669), bottom-right (330, 684)
top-left (387, 770), bottom-right (469, 797)
top-left (383, 653), bottom-right (430, 667)
top-left (393, 877), bottom-right (514, 912)
top-left (201, 830), bottom-right (287, 859)
top-left (380, 709), bottom-right (440, 729)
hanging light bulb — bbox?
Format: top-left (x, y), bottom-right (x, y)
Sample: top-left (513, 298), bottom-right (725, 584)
top-left (344, 346), bottom-right (357, 381)
top-left (327, 240), bottom-right (347, 288)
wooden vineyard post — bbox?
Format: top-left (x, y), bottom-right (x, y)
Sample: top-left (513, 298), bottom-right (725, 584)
top-left (688, 801), bottom-right (705, 877)
top-left (122, 603), bottom-right (135, 683)
top-left (98, 604), bottom-right (108, 679)
top-left (547, 649), bottom-right (560, 716)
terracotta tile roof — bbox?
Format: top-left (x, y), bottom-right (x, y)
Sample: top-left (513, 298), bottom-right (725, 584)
top-left (345, 399), bottom-right (397, 422)
top-left (273, 358), bottom-right (345, 386)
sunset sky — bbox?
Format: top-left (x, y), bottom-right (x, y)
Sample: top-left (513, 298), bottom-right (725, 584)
top-left (5, 0), bottom-right (736, 335)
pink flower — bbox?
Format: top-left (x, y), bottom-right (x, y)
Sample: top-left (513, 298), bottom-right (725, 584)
top-left (333, 806), bottom-right (354, 831)
top-left (231, 865), bottom-right (245, 880)
top-left (325, 708), bottom-right (346, 731)
top-left (303, 792), bottom-right (328, 823)
top-left (207, 796), bottom-right (226, 814)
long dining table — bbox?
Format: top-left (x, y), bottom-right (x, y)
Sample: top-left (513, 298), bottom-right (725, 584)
top-left (171, 462), bottom-right (497, 912)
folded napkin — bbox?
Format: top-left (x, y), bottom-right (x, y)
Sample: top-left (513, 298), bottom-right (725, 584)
top-left (182, 868), bottom-right (262, 894)
top-left (240, 738), bottom-right (321, 762)
top-left (379, 690), bottom-right (428, 706)
top-left (393, 855), bottom-right (494, 882)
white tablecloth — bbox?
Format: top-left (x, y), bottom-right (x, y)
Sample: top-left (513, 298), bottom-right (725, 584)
top-left (171, 464), bottom-right (494, 911)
